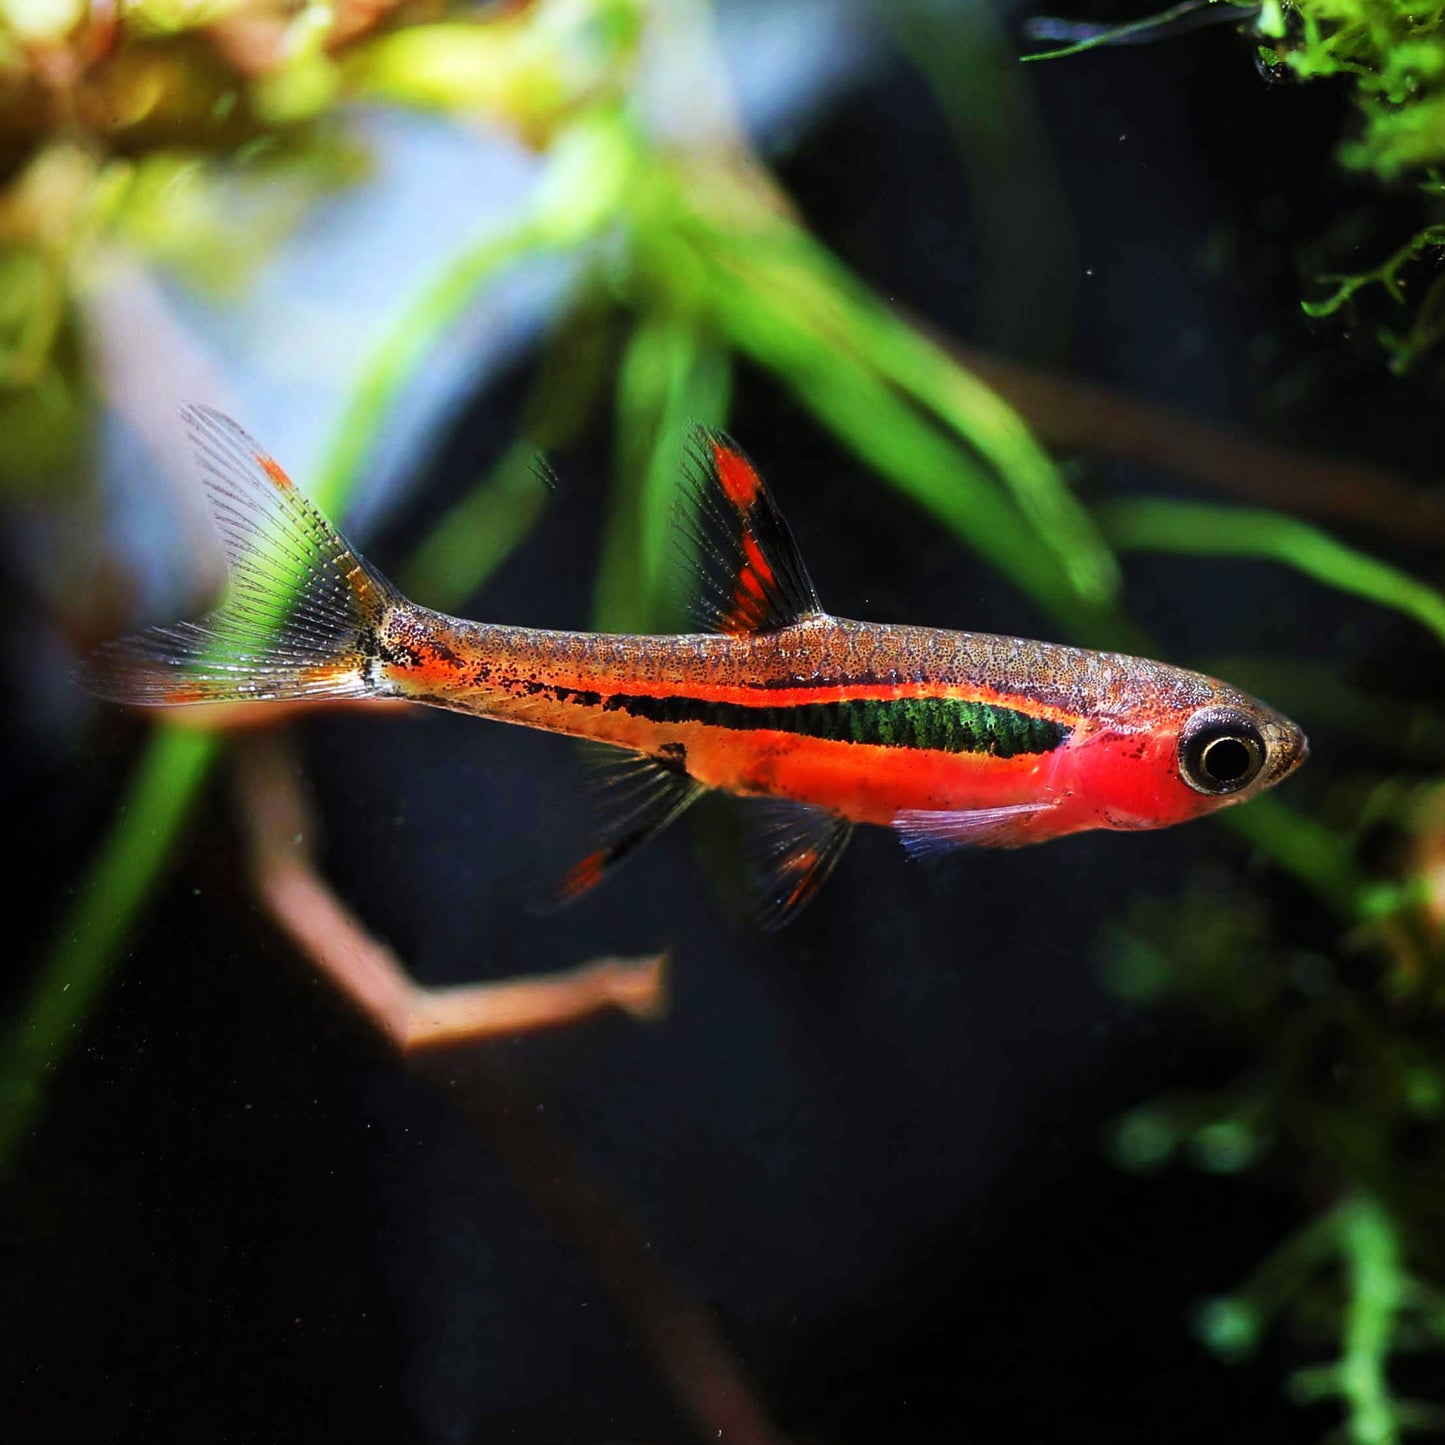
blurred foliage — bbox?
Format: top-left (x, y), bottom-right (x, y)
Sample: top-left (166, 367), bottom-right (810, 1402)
top-left (3, 1), bottom-right (1445, 1440)
top-left (1098, 818), bottom-right (1445, 1441)
top-left (1026, 0), bottom-right (1445, 370)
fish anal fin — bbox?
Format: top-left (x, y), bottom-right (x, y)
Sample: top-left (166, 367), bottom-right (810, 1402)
top-left (675, 427), bottom-right (823, 635)
top-left (894, 801), bottom-right (1058, 860)
top-left (550, 748), bottom-right (702, 907)
top-left (744, 798), bottom-right (853, 931)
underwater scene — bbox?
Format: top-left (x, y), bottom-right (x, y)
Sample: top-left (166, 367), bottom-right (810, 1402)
top-left (5, 0), bottom-right (1445, 1440)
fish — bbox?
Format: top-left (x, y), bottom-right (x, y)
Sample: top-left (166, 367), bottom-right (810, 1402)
top-left (80, 405), bottom-right (1309, 927)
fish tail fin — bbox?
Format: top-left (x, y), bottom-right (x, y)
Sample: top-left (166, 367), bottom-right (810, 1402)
top-left (78, 405), bottom-right (400, 708)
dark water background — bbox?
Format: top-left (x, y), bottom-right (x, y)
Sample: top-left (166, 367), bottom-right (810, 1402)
top-left (5, 10), bottom-right (1441, 1443)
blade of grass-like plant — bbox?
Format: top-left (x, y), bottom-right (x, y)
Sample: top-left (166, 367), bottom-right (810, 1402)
top-left (887, 0), bottom-right (1076, 360)
top-left (4, 223), bottom-right (559, 1170)
top-left (1100, 498), bottom-right (1445, 651)
top-left (0, 726), bottom-right (218, 1167)
top-left (400, 437), bottom-right (551, 609)
top-left (944, 342), bottom-right (1445, 545)
top-left (680, 214), bottom-right (1120, 609)
top-left (689, 237), bottom-right (1131, 642)
top-left (313, 219), bottom-right (553, 512)
top-left (781, 234), bottom-right (1121, 608)
top-left (1021, 0), bottom-right (1256, 62)
top-left (1217, 795), bottom-right (1365, 917)
top-left (594, 316), bottom-right (730, 632)
top-left (403, 289), bottom-right (620, 609)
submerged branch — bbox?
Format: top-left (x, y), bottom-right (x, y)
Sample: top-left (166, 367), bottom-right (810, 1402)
top-left (233, 732), bottom-right (668, 1052)
top-left (942, 339), bottom-right (1445, 547)
top-left (231, 729), bottom-right (789, 1445)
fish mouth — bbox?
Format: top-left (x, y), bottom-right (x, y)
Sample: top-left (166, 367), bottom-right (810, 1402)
top-left (1272, 723), bottom-right (1309, 783)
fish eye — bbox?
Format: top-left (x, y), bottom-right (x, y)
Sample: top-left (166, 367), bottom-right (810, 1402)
top-left (1179, 708), bottom-right (1267, 796)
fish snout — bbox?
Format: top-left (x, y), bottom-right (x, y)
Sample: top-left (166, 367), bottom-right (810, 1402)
top-left (1260, 713), bottom-right (1308, 787)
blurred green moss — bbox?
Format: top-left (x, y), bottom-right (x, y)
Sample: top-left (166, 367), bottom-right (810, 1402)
top-left (1027, 0), bottom-right (1445, 366)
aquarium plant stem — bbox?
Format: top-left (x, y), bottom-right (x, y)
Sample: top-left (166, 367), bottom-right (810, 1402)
top-left (1340, 1195), bottom-right (1403, 1445)
top-left (1099, 499), bottom-right (1445, 653)
top-left (0, 726), bottom-right (218, 1169)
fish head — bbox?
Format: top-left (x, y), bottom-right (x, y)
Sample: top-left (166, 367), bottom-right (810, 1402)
top-left (1047, 671), bottom-right (1308, 833)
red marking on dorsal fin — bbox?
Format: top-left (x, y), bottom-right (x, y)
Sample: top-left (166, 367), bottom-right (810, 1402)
top-left (711, 437), bottom-right (761, 508)
top-left (677, 427), bottom-right (823, 635)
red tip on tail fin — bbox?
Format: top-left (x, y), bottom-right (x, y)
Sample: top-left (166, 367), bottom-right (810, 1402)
top-left (78, 405), bottom-right (401, 708)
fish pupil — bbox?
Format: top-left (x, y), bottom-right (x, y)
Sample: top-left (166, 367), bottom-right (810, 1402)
top-left (1201, 736), bottom-right (1253, 784)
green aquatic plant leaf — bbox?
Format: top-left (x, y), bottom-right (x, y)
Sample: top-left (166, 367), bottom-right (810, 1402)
top-left (313, 219), bottom-right (556, 515)
top-left (6, 215), bottom-right (561, 1171)
top-left (0, 726), bottom-right (218, 1167)
top-left (1099, 497), bottom-right (1445, 653)
top-left (1218, 794), bottom-right (1365, 914)
top-left (641, 210), bottom-right (1129, 643)
top-left (1301, 225), bottom-right (1445, 319)
top-left (593, 316), bottom-right (731, 633)
top-left (687, 214), bottom-right (1123, 614)
top-left (400, 438), bottom-right (554, 612)
top-left (1022, 0), bottom-right (1259, 62)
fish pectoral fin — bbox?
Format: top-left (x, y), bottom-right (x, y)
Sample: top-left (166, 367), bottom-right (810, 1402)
top-left (674, 426), bottom-right (824, 634)
top-left (893, 801), bottom-right (1059, 859)
top-left (743, 799), bottom-right (854, 931)
top-left (549, 749), bottom-right (702, 908)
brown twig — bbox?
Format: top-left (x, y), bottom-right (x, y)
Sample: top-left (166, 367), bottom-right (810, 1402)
top-left (428, 1045), bottom-right (795, 1445)
top-left (941, 337), bottom-right (1445, 545)
top-left (233, 731), bottom-right (668, 1052)
top-left (231, 730), bottom-right (790, 1445)
top-left (167, 696), bottom-right (411, 733)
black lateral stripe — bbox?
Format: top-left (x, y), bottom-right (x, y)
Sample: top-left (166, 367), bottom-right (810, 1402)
top-left (598, 691), bottom-right (1069, 758)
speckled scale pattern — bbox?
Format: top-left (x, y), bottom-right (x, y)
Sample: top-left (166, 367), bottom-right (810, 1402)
top-left (378, 608), bottom-right (1220, 730)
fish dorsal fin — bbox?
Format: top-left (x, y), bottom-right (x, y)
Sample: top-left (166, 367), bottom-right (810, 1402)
top-left (744, 798), bottom-right (854, 930)
top-left (675, 427), bottom-right (824, 634)
top-left (551, 747), bottom-right (702, 907)
top-left (893, 802), bottom-right (1058, 860)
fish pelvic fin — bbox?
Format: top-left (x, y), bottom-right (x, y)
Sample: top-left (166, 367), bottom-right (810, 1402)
top-left (547, 748), bottom-right (703, 909)
top-left (79, 405), bottom-right (402, 708)
top-left (674, 427), bottom-right (824, 634)
top-left (744, 798), bottom-right (854, 931)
